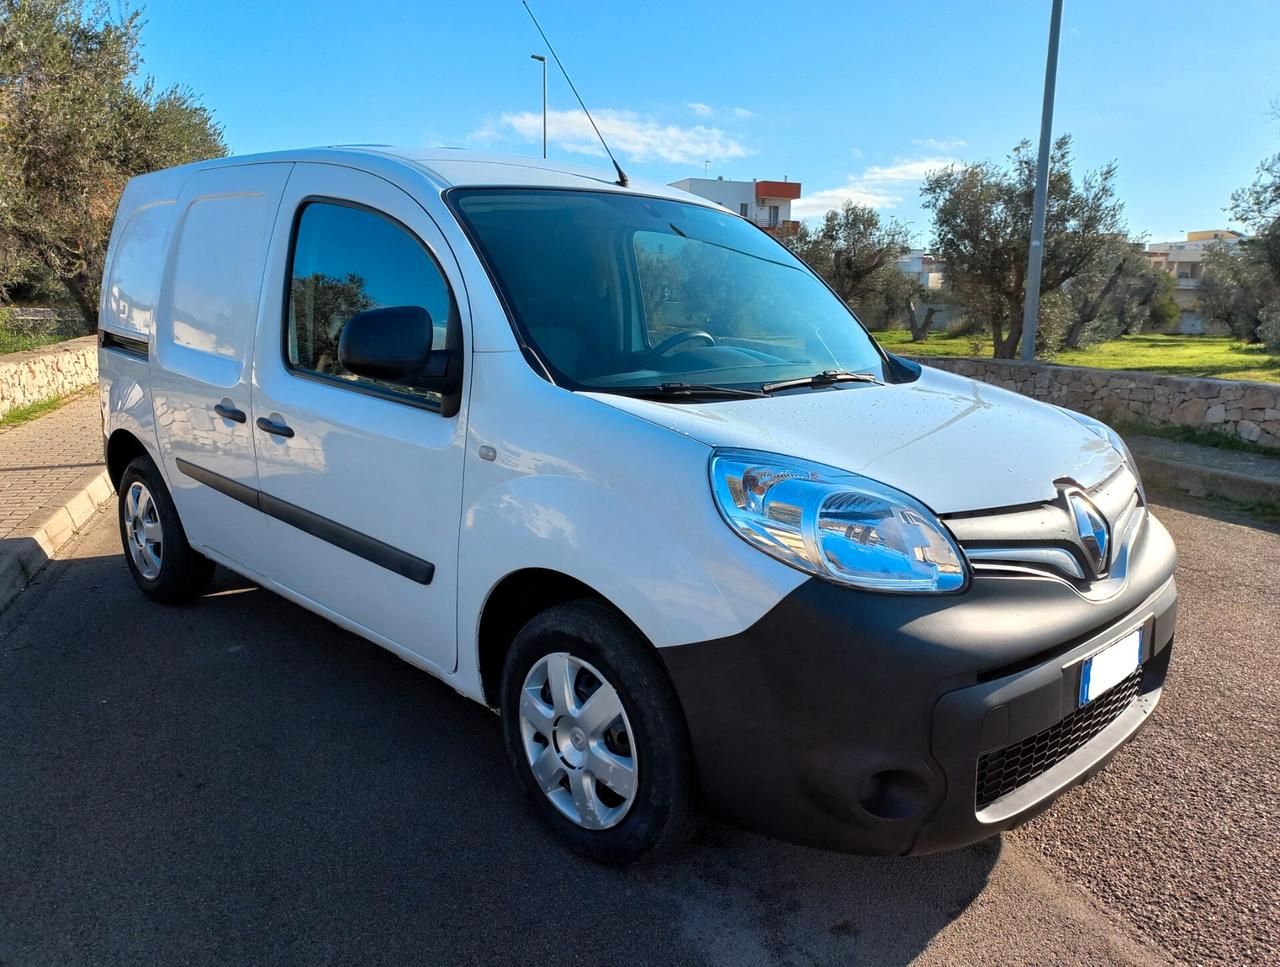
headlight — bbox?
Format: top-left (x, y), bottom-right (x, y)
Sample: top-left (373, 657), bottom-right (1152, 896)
top-left (1060, 410), bottom-right (1145, 501)
top-left (709, 450), bottom-right (967, 593)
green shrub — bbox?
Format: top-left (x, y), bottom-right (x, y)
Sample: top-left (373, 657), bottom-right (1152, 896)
top-left (1148, 295), bottom-right (1182, 332)
top-left (1260, 303), bottom-right (1280, 355)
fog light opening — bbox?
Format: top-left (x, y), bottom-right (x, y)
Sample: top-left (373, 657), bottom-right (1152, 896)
top-left (858, 769), bottom-right (931, 821)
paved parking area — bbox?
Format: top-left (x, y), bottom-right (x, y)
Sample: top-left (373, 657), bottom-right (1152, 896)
top-left (1012, 494), bottom-right (1280, 965)
top-left (0, 496), bottom-right (1274, 965)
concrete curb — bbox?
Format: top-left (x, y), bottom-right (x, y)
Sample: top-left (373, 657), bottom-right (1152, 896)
top-left (0, 466), bottom-right (114, 613)
top-left (1135, 453), bottom-right (1280, 507)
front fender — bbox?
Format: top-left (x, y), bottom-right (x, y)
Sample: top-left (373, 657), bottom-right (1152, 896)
top-left (451, 351), bottom-right (805, 699)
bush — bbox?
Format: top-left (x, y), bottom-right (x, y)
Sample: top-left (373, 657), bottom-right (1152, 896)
top-left (1260, 303), bottom-right (1280, 355)
top-left (1148, 295), bottom-right (1182, 332)
top-left (0, 308), bottom-right (79, 354)
top-left (1033, 291), bottom-right (1075, 360)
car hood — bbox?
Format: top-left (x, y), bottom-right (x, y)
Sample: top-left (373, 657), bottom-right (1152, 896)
top-left (584, 364), bottom-right (1123, 514)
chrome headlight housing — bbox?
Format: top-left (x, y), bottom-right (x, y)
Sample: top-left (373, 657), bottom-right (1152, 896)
top-left (709, 450), bottom-right (968, 593)
top-left (1061, 410), bottom-right (1145, 501)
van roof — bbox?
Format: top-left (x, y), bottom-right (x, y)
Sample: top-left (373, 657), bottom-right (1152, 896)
top-left (176, 145), bottom-right (708, 205)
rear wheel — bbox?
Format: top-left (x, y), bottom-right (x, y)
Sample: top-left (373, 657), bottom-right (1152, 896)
top-left (117, 455), bottom-right (215, 603)
top-left (500, 600), bottom-right (701, 865)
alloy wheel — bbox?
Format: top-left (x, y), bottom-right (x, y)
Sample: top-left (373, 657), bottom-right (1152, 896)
top-left (518, 652), bottom-right (639, 830)
top-left (125, 480), bottom-right (163, 580)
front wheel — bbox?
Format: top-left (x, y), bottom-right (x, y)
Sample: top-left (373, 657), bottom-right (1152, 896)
top-left (117, 455), bottom-right (215, 603)
top-left (499, 600), bottom-right (701, 865)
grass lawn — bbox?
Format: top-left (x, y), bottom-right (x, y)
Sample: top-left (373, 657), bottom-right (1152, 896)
top-left (875, 331), bottom-right (1280, 383)
top-left (0, 328), bottom-right (70, 355)
top-left (0, 390), bottom-right (84, 429)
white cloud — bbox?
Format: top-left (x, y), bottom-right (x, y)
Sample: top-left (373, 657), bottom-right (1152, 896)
top-left (472, 108), bottom-right (749, 165)
top-left (911, 137), bottom-right (967, 151)
top-left (732, 107), bottom-right (755, 118)
top-left (687, 101), bottom-right (715, 117)
top-left (793, 156), bottom-right (957, 217)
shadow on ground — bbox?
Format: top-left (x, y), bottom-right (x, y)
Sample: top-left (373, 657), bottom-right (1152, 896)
top-left (0, 552), bottom-right (1000, 967)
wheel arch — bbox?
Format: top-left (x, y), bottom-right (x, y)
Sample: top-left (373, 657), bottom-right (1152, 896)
top-left (106, 428), bottom-right (151, 491)
top-left (476, 567), bottom-right (653, 708)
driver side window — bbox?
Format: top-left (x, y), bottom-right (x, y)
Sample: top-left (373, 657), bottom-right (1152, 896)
top-left (286, 201), bottom-right (452, 401)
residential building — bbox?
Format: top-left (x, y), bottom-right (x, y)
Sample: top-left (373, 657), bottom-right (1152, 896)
top-left (1143, 229), bottom-right (1246, 333)
top-left (897, 248), bottom-right (946, 290)
top-left (668, 176), bottom-right (801, 234)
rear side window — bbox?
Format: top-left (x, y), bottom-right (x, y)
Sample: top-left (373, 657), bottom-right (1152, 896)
top-left (285, 201), bottom-right (453, 401)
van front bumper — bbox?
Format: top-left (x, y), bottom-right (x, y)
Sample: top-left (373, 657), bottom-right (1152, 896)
top-left (659, 513), bottom-right (1178, 856)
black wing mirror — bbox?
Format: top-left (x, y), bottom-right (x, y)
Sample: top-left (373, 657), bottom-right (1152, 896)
top-left (338, 305), bottom-right (457, 393)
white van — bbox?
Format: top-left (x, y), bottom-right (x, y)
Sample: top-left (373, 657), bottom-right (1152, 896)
top-left (98, 147), bottom-right (1177, 864)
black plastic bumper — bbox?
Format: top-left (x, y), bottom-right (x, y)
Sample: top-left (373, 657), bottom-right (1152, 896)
top-left (659, 513), bottom-right (1178, 856)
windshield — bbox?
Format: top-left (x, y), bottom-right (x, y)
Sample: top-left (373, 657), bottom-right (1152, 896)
top-left (450, 188), bottom-right (887, 393)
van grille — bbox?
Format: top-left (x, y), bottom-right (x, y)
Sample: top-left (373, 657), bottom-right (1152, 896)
top-left (975, 667), bottom-right (1144, 811)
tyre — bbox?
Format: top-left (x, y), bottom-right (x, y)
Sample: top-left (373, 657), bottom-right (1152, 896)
top-left (117, 454), bottom-right (215, 603)
top-left (500, 599), bottom-right (701, 865)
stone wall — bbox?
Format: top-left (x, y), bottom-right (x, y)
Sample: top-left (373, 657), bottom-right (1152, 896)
top-left (0, 336), bottom-right (98, 418)
top-left (911, 356), bottom-right (1280, 450)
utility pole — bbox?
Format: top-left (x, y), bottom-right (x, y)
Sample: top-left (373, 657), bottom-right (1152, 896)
top-left (1019, 0), bottom-right (1064, 361)
top-left (530, 54), bottom-right (547, 158)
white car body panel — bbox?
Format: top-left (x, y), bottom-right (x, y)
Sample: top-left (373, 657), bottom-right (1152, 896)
top-left (586, 364), bottom-right (1123, 514)
top-left (453, 350), bottom-right (807, 696)
top-left (249, 162), bottom-right (470, 674)
top-left (149, 163), bottom-right (291, 572)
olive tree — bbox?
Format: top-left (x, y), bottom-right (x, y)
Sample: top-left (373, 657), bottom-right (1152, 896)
top-left (1200, 241), bottom-right (1278, 343)
top-left (1222, 104), bottom-right (1280, 345)
top-left (780, 201), bottom-right (911, 317)
top-left (0, 0), bottom-right (226, 325)
top-left (920, 135), bottom-right (1125, 358)
top-left (1062, 241), bottom-right (1178, 348)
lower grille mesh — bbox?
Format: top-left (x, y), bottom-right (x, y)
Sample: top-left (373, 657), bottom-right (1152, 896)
top-left (975, 667), bottom-right (1144, 810)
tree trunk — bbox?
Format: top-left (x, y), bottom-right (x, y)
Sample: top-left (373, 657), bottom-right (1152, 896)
top-left (993, 299), bottom-right (1022, 358)
top-left (1065, 258), bottom-right (1128, 349)
top-left (61, 270), bottom-right (99, 333)
top-left (907, 300), bottom-right (938, 342)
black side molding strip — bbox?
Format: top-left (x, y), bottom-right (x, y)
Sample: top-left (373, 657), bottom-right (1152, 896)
top-left (176, 458), bottom-right (258, 508)
top-left (174, 458), bottom-right (435, 585)
top-left (99, 330), bottom-right (149, 359)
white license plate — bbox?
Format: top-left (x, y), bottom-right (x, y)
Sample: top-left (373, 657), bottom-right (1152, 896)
top-left (1079, 629), bottom-right (1142, 706)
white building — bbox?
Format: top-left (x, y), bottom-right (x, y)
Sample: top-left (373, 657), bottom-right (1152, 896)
top-left (897, 249), bottom-right (945, 290)
top-left (668, 176), bottom-right (801, 234)
top-left (1143, 229), bottom-right (1247, 333)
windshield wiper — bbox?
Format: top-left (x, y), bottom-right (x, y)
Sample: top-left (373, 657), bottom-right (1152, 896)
top-left (760, 370), bottom-right (882, 395)
top-left (607, 382), bottom-right (765, 400)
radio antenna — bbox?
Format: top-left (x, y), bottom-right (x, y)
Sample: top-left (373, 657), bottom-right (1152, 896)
top-left (522, 1), bottom-right (629, 187)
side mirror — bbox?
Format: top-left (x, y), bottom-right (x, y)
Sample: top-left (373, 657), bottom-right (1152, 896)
top-left (338, 305), bottom-right (443, 387)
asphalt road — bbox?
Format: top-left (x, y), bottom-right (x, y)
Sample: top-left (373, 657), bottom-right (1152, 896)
top-left (0, 496), bottom-right (1274, 966)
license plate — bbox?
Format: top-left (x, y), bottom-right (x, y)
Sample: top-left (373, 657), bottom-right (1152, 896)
top-left (1079, 628), bottom-right (1142, 706)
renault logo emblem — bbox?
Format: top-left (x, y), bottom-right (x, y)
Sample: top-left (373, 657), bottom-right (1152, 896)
top-left (1063, 487), bottom-right (1110, 579)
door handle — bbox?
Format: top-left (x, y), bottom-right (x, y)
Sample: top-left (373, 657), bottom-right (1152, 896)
top-left (213, 401), bottom-right (247, 424)
top-left (255, 416), bottom-right (295, 439)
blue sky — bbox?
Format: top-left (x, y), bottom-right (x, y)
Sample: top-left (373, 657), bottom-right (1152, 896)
top-left (137, 0), bottom-right (1280, 244)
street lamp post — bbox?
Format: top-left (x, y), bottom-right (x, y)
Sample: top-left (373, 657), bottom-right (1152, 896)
top-left (530, 54), bottom-right (547, 159)
top-left (1019, 0), bottom-right (1064, 361)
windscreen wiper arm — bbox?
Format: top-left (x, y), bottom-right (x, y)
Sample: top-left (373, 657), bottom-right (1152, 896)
top-left (608, 382), bottom-right (765, 400)
top-left (760, 370), bottom-right (882, 395)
